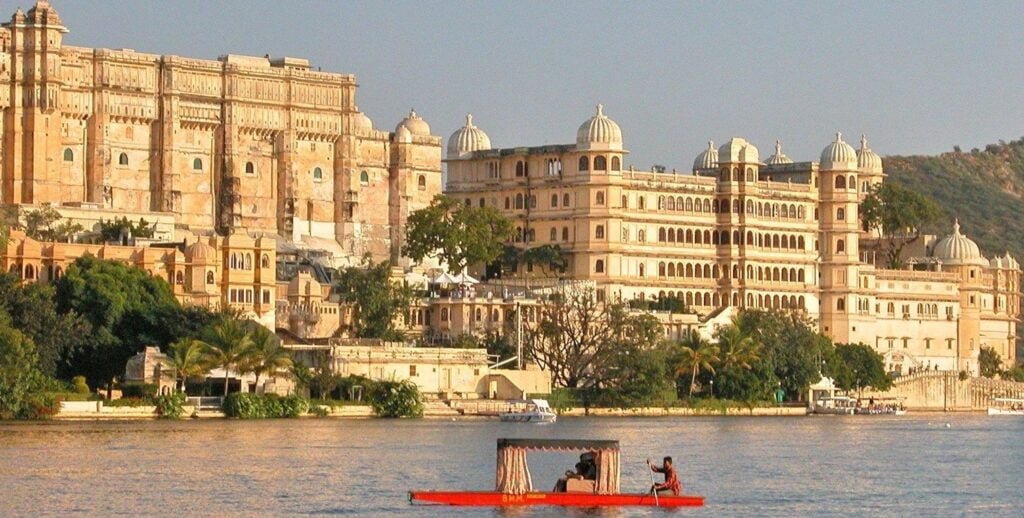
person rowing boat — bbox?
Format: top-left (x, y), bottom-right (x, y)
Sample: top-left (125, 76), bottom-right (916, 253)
top-left (647, 456), bottom-right (682, 496)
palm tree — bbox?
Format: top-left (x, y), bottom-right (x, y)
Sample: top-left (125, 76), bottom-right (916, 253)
top-left (169, 338), bottom-right (209, 392)
top-left (675, 330), bottom-right (719, 396)
top-left (246, 327), bottom-right (293, 391)
top-left (199, 319), bottom-right (254, 396)
top-left (717, 324), bottom-right (760, 371)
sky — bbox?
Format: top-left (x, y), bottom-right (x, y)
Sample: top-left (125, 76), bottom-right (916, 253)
top-left (31, 0), bottom-right (1024, 170)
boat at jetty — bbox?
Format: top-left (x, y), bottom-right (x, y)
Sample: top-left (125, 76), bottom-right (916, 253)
top-left (987, 397), bottom-right (1024, 416)
top-left (499, 399), bottom-right (557, 423)
top-left (855, 397), bottom-right (908, 416)
top-left (809, 395), bottom-right (857, 415)
top-left (410, 438), bottom-right (705, 508)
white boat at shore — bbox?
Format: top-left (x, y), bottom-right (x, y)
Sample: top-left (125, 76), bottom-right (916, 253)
top-left (809, 396), bottom-right (857, 415)
top-left (499, 399), bottom-right (557, 423)
top-left (987, 397), bottom-right (1024, 416)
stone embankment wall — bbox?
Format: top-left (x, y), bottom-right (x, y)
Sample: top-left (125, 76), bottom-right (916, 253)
top-left (862, 372), bottom-right (1024, 411)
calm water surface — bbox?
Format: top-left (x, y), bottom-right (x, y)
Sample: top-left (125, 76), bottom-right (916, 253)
top-left (1, 414), bottom-right (1021, 516)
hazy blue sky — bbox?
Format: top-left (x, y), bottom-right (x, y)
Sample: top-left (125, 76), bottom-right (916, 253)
top-left (37, 0), bottom-right (1024, 169)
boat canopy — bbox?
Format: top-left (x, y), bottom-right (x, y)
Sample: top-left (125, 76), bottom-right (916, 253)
top-left (496, 439), bottom-right (620, 496)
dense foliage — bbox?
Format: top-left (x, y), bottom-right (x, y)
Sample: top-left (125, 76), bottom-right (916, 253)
top-left (978, 347), bottom-right (1003, 379)
top-left (366, 379), bottom-right (424, 418)
top-left (403, 194), bottom-right (514, 274)
top-left (222, 393), bottom-right (309, 419)
top-left (0, 320), bottom-right (61, 419)
top-left (154, 392), bottom-right (187, 419)
top-left (334, 256), bottom-right (413, 340)
top-left (860, 183), bottom-right (943, 268)
top-left (829, 343), bottom-right (893, 393)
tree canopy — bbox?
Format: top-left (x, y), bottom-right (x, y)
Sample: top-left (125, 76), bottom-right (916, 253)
top-left (829, 343), bottom-right (892, 392)
top-left (403, 194), bottom-right (514, 273)
top-left (860, 183), bottom-right (943, 268)
top-left (334, 256), bottom-right (413, 340)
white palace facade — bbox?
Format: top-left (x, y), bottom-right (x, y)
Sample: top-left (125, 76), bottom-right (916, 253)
top-left (443, 106), bottom-right (1020, 374)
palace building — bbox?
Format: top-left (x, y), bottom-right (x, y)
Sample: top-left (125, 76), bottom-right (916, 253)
top-left (0, 1), bottom-right (442, 265)
top-left (443, 106), bottom-right (1020, 374)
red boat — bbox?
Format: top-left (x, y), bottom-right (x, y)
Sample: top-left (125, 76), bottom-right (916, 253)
top-left (410, 438), bottom-right (705, 508)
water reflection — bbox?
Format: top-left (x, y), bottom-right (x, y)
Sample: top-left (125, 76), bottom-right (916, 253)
top-left (1, 415), bottom-right (1022, 516)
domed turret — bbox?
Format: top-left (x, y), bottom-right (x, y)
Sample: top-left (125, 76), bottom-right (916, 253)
top-left (352, 107), bottom-right (373, 133)
top-left (447, 113), bottom-right (491, 159)
top-left (857, 134), bottom-right (883, 174)
top-left (820, 132), bottom-right (858, 170)
top-left (693, 140), bottom-right (718, 172)
top-left (765, 140), bottom-right (793, 165)
top-left (395, 109), bottom-right (431, 136)
top-left (186, 240), bottom-right (216, 264)
top-left (933, 219), bottom-right (987, 266)
top-left (576, 104), bottom-right (622, 151)
top-left (718, 137), bottom-right (759, 164)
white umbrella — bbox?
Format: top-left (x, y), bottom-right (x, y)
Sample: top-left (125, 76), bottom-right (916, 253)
top-left (431, 272), bottom-right (458, 285)
top-left (453, 272), bottom-right (479, 285)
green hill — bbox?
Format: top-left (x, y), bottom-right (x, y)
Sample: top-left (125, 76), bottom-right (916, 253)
top-left (883, 137), bottom-right (1024, 261)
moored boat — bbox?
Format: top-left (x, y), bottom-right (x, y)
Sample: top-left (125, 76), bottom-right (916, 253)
top-left (809, 395), bottom-right (857, 415)
top-left (987, 397), bottom-right (1024, 416)
top-left (410, 438), bottom-right (705, 508)
top-left (498, 399), bottom-right (557, 423)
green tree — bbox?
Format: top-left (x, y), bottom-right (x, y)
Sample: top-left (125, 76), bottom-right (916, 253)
top-left (0, 205), bottom-right (18, 248)
top-left (674, 330), bottom-right (718, 396)
top-left (245, 326), bottom-right (293, 389)
top-left (735, 310), bottom-right (835, 399)
top-left (0, 273), bottom-right (90, 378)
top-left (518, 245), bottom-right (569, 277)
top-left (831, 343), bottom-right (893, 393)
top-left (22, 206), bottom-right (83, 242)
top-left (978, 347), bottom-right (1002, 378)
top-left (54, 256), bottom-right (185, 390)
top-left (334, 256), bottom-right (413, 340)
top-left (403, 194), bottom-right (514, 273)
top-left (169, 338), bottom-right (209, 392)
top-left (859, 183), bottom-right (943, 268)
top-left (199, 319), bottom-right (254, 396)
top-left (597, 315), bottom-right (675, 407)
top-left (0, 321), bottom-right (57, 419)
top-left (716, 322), bottom-right (760, 371)
top-left (98, 216), bottom-right (155, 242)
top-left (367, 379), bottom-right (424, 418)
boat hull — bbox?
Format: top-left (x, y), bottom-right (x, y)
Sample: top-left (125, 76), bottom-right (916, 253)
top-left (410, 490), bottom-right (704, 507)
top-left (498, 412), bottom-right (556, 423)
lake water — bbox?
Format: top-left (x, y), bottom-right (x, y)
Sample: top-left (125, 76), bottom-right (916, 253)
top-left (1, 414), bottom-right (1021, 516)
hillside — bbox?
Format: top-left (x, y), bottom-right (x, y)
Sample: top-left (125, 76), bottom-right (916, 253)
top-left (883, 137), bottom-right (1024, 261)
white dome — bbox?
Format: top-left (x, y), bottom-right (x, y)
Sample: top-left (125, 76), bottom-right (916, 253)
top-left (352, 107), bottom-right (373, 133)
top-left (933, 219), bottom-right (986, 266)
top-left (447, 113), bottom-right (491, 159)
top-left (395, 109), bottom-right (431, 136)
top-left (693, 140), bottom-right (718, 171)
top-left (718, 137), bottom-right (759, 164)
top-left (576, 104), bottom-right (623, 151)
top-left (856, 134), bottom-right (883, 174)
top-left (820, 132), bottom-right (858, 170)
top-left (765, 140), bottom-right (793, 165)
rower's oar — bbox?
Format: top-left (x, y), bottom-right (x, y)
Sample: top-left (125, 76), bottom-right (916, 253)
top-left (646, 460), bottom-right (659, 507)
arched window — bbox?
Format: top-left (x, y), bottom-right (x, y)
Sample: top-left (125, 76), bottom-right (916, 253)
top-left (595, 225), bottom-right (605, 239)
top-left (837, 298), bottom-right (845, 312)
top-left (836, 239), bottom-right (846, 253)
top-left (63, 148), bottom-right (74, 162)
top-left (514, 194), bottom-right (523, 209)
top-left (639, 197), bottom-right (646, 210)
top-left (551, 194), bottom-right (559, 208)
top-left (360, 171), bottom-right (370, 184)
top-left (206, 271), bottom-right (215, 284)
top-left (659, 227), bottom-right (667, 242)
top-left (417, 175), bottom-right (426, 190)
top-left (621, 195), bottom-right (628, 208)
top-left (668, 228), bottom-right (676, 242)
top-left (595, 260), bottom-right (605, 274)
top-left (479, 198), bottom-right (485, 208)
top-left (313, 167), bottom-right (323, 180)
top-left (193, 158), bottom-right (203, 171)
top-left (667, 263), bottom-right (676, 277)
top-left (550, 228), bottom-right (557, 241)
top-left (837, 208), bottom-right (845, 221)
top-left (25, 265), bottom-right (35, 280)
top-left (638, 263), bottom-right (645, 278)
top-left (245, 162), bottom-right (255, 175)
top-left (835, 175), bottom-right (846, 189)
top-left (638, 229), bottom-right (645, 242)
top-left (848, 175), bottom-right (855, 189)
top-left (118, 153), bottom-right (129, 166)
top-left (667, 197), bottom-right (676, 211)
top-left (504, 197), bottom-right (511, 210)
top-left (611, 156), bottom-right (621, 170)
top-left (596, 191), bottom-right (605, 205)
top-left (563, 193), bottom-right (571, 207)
top-left (528, 195), bottom-right (537, 209)
top-left (578, 156), bottom-right (589, 171)
top-left (594, 156), bottom-right (607, 170)
top-left (516, 161), bottom-right (525, 177)
top-left (261, 254), bottom-right (270, 268)
top-left (175, 271), bottom-right (184, 284)
top-left (244, 254), bottom-right (252, 270)
top-left (562, 227), bottom-right (569, 241)
top-left (659, 262), bottom-right (666, 277)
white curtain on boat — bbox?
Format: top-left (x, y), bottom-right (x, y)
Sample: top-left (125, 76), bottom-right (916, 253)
top-left (594, 448), bottom-right (620, 494)
top-left (495, 446), bottom-right (533, 495)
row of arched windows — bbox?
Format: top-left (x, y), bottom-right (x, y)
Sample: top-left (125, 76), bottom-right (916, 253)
top-left (656, 196), bottom-right (713, 213)
top-left (578, 155), bottom-right (621, 172)
top-left (833, 174), bottom-right (857, 190)
top-left (229, 253), bottom-right (271, 270)
top-left (505, 193), bottom-right (538, 210)
top-left (654, 262), bottom-right (806, 283)
top-left (550, 193), bottom-right (572, 208)
top-left (719, 166), bottom-right (758, 183)
top-left (547, 227), bottom-right (572, 242)
top-left (648, 290), bottom-right (807, 311)
top-left (656, 227), bottom-right (807, 250)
